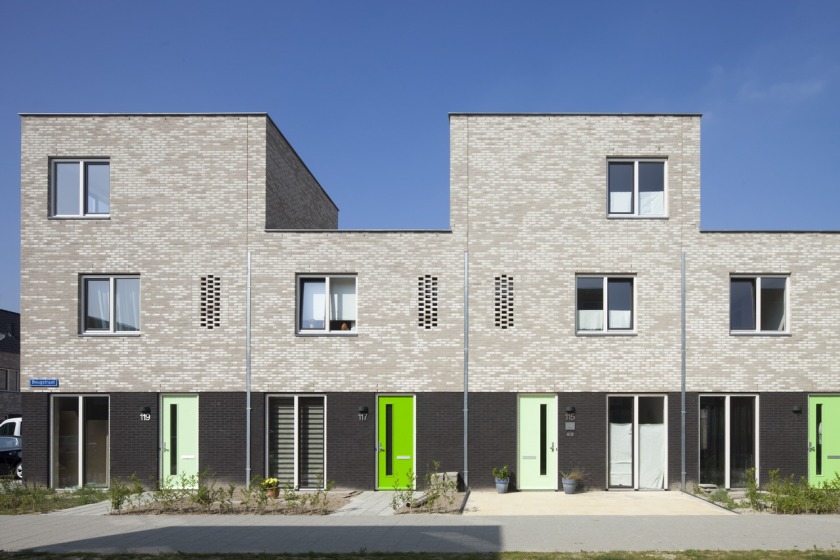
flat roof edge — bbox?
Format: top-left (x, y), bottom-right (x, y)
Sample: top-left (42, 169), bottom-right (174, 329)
top-left (701, 229), bottom-right (840, 234)
top-left (19, 112), bottom-right (269, 117)
top-left (449, 112), bottom-right (702, 117)
top-left (264, 229), bottom-right (453, 234)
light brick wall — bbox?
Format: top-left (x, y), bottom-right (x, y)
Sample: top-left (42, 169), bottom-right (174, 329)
top-left (249, 231), bottom-right (464, 393)
top-left (20, 115), bottom-right (258, 393)
top-left (454, 115), bottom-right (701, 392)
top-left (20, 113), bottom-right (838, 400)
top-left (686, 232), bottom-right (840, 392)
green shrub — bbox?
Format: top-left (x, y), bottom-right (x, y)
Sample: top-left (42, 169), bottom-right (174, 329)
top-left (766, 468), bottom-right (840, 514)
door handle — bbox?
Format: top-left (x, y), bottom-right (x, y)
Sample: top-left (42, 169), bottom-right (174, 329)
top-left (550, 442), bottom-right (556, 452)
top-left (809, 441), bottom-right (815, 452)
top-left (377, 442), bottom-right (384, 452)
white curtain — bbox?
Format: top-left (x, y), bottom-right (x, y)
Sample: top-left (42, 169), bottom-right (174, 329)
top-left (639, 423), bottom-right (665, 489)
top-left (86, 279), bottom-right (110, 330)
top-left (330, 278), bottom-right (356, 323)
top-left (610, 192), bottom-right (632, 214)
top-left (578, 309), bottom-right (603, 330)
top-left (609, 423), bottom-right (633, 487)
top-left (639, 191), bottom-right (664, 216)
top-left (301, 281), bottom-right (326, 329)
top-left (115, 278), bottom-right (140, 332)
top-left (608, 310), bottom-right (632, 329)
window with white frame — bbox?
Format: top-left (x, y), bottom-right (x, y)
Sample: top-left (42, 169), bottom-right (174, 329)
top-left (297, 275), bottom-right (356, 334)
top-left (608, 160), bottom-right (666, 217)
top-left (81, 275), bottom-right (140, 334)
top-left (730, 275), bottom-right (788, 333)
top-left (51, 159), bottom-right (110, 217)
top-left (576, 276), bottom-right (634, 333)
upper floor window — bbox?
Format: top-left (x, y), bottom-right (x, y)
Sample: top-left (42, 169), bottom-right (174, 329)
top-left (51, 159), bottom-right (110, 217)
top-left (730, 275), bottom-right (788, 334)
top-left (576, 275), bottom-right (635, 334)
top-left (608, 160), bottom-right (666, 217)
top-left (297, 275), bottom-right (356, 334)
top-left (81, 275), bottom-right (140, 335)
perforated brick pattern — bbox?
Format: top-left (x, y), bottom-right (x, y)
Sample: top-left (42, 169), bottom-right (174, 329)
top-left (494, 275), bottom-right (514, 329)
top-left (418, 275), bottom-right (439, 329)
top-left (200, 275), bottom-right (221, 329)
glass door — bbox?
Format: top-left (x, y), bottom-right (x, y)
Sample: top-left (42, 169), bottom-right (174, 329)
top-left (51, 395), bottom-right (109, 488)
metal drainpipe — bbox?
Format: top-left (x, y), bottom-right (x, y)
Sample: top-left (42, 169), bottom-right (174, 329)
top-left (681, 250), bottom-right (686, 492)
top-left (463, 251), bottom-right (469, 488)
top-left (246, 250), bottom-right (252, 487)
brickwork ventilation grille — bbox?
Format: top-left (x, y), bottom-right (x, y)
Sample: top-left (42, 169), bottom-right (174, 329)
top-left (200, 275), bottom-right (221, 329)
top-left (418, 275), bottom-right (439, 329)
top-left (494, 275), bottom-right (514, 329)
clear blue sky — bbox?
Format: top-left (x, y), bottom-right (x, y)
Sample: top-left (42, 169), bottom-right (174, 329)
top-left (1, 0), bottom-right (839, 313)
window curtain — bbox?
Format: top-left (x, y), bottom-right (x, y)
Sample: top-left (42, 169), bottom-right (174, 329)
top-left (55, 162), bottom-right (81, 215)
top-left (85, 163), bottom-right (110, 214)
top-left (577, 277), bottom-right (603, 330)
top-left (300, 280), bottom-right (325, 329)
top-left (115, 278), bottom-right (140, 332)
top-left (330, 278), bottom-right (356, 323)
top-left (608, 162), bottom-right (634, 213)
top-left (85, 279), bottom-right (110, 330)
top-left (607, 279), bottom-right (633, 329)
top-left (638, 162), bottom-right (664, 216)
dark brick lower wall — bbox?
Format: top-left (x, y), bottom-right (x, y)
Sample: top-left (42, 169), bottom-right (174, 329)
top-left (18, 390), bottom-right (819, 490)
top-left (326, 393), bottom-right (377, 489)
top-left (110, 393), bottom-right (159, 487)
top-left (199, 392), bottom-right (247, 484)
top-left (0, 392), bottom-right (22, 421)
top-left (468, 393), bottom-right (518, 489)
top-left (416, 392), bottom-right (464, 487)
top-left (759, 392), bottom-right (808, 483)
top-left (21, 393), bottom-right (49, 485)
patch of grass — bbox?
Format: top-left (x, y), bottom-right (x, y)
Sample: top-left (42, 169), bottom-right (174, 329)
top-left (0, 476), bottom-right (107, 514)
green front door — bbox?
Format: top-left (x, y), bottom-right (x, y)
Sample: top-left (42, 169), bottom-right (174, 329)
top-left (518, 395), bottom-right (558, 490)
top-left (809, 395), bottom-right (840, 486)
top-left (377, 395), bottom-right (415, 490)
top-left (162, 395), bottom-right (199, 488)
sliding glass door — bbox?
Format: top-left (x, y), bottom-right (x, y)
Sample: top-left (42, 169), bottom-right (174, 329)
top-left (699, 395), bottom-right (758, 488)
top-left (51, 395), bottom-right (109, 488)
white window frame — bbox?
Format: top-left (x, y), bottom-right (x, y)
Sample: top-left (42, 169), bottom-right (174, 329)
top-left (49, 394), bottom-right (111, 489)
top-left (80, 275), bottom-right (141, 336)
top-left (296, 274), bottom-right (357, 335)
top-left (607, 159), bottom-right (668, 218)
top-left (50, 159), bottom-right (111, 218)
top-left (698, 394), bottom-right (760, 489)
top-left (729, 275), bottom-right (789, 335)
top-left (264, 394), bottom-right (328, 489)
top-left (576, 275), bottom-right (637, 335)
top-left (605, 394), bottom-right (669, 490)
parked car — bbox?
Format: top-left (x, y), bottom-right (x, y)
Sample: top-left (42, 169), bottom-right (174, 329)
top-left (0, 435), bottom-right (22, 479)
top-left (0, 417), bottom-right (21, 437)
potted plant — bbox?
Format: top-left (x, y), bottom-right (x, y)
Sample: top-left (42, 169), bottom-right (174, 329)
top-left (560, 468), bottom-right (587, 494)
top-left (492, 465), bottom-right (511, 494)
top-left (261, 477), bottom-right (280, 498)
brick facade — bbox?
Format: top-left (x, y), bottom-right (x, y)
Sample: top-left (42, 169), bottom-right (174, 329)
top-left (19, 112), bottom-right (840, 491)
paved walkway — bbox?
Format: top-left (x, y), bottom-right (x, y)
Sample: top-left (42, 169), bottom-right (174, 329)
top-left (1, 491), bottom-right (839, 553)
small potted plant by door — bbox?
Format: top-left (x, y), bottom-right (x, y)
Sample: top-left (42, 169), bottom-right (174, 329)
top-left (492, 465), bottom-right (511, 494)
top-left (261, 477), bottom-right (280, 499)
top-left (560, 468), bottom-right (586, 495)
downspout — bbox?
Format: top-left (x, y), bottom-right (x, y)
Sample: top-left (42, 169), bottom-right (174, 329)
top-left (680, 250), bottom-right (686, 492)
top-left (463, 251), bottom-right (469, 488)
top-left (246, 250), bottom-right (252, 487)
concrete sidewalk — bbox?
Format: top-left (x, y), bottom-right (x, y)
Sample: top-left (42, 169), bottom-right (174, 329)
top-left (1, 491), bottom-right (839, 553)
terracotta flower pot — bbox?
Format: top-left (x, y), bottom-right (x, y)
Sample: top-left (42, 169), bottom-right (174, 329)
top-left (267, 487), bottom-right (279, 499)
